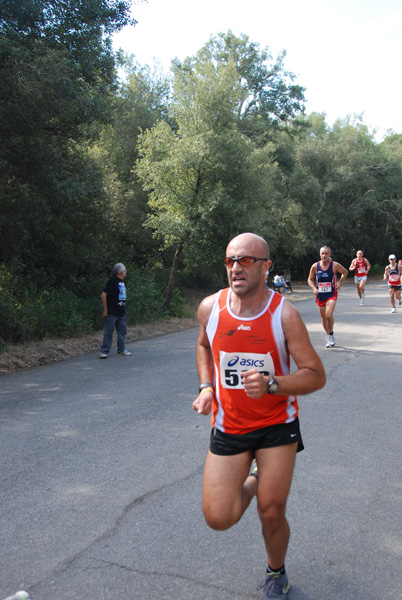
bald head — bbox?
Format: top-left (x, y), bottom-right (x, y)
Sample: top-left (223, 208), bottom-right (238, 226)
top-left (227, 233), bottom-right (270, 259)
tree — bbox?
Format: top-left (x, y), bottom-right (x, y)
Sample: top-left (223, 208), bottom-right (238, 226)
top-left (137, 32), bottom-right (306, 307)
top-left (94, 58), bottom-right (171, 266)
top-left (188, 31), bottom-right (306, 139)
top-left (274, 114), bottom-right (402, 272)
top-left (0, 0), bottom-right (135, 287)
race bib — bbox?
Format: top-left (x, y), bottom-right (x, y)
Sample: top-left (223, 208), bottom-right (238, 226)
top-left (389, 274), bottom-right (400, 283)
top-left (318, 282), bottom-right (331, 293)
top-left (219, 351), bottom-right (275, 389)
top-left (357, 267), bottom-right (366, 274)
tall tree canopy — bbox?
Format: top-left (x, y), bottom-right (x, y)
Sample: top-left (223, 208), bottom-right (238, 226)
top-left (266, 114), bottom-right (402, 272)
top-left (95, 59), bottom-right (171, 264)
top-left (137, 32), bottom-right (306, 305)
top-left (184, 31), bottom-right (306, 135)
top-left (0, 0), bottom-right (135, 286)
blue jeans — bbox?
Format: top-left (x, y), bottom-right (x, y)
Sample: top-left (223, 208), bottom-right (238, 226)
top-left (101, 314), bottom-right (127, 353)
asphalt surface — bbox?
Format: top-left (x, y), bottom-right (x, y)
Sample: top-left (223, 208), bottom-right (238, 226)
top-left (0, 280), bottom-right (401, 600)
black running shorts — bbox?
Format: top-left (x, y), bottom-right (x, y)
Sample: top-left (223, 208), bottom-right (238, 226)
top-left (210, 418), bottom-right (304, 456)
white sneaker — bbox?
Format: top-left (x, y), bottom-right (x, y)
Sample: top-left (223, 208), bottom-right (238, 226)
top-left (325, 337), bottom-right (331, 348)
top-left (328, 333), bottom-right (335, 347)
top-left (360, 299), bottom-right (364, 306)
top-left (118, 349), bottom-right (132, 356)
top-left (99, 352), bottom-right (108, 359)
top-left (391, 308), bottom-right (396, 313)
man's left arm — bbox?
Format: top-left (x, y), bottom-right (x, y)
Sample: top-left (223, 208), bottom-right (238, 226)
top-left (334, 262), bottom-right (348, 290)
top-left (241, 302), bottom-right (326, 399)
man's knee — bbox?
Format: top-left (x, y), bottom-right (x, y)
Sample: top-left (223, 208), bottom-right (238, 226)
top-left (202, 503), bottom-right (239, 531)
top-left (258, 501), bottom-right (287, 531)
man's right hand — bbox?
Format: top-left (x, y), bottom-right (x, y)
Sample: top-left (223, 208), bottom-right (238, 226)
top-left (192, 391), bottom-right (213, 415)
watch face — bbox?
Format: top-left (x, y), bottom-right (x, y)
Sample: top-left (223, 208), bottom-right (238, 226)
top-left (269, 380), bottom-right (279, 393)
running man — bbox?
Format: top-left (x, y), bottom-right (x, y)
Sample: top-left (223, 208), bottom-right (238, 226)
top-left (193, 233), bottom-right (325, 600)
top-left (307, 246), bottom-right (348, 348)
top-left (383, 254), bottom-right (402, 313)
top-left (349, 250), bottom-right (371, 306)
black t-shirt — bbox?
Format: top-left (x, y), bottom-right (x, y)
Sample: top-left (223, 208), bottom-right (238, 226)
top-left (103, 275), bottom-right (127, 317)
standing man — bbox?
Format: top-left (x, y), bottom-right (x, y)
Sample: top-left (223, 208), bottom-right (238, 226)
top-left (383, 254), bottom-right (402, 313)
top-left (99, 263), bottom-right (132, 358)
top-left (307, 246), bottom-right (348, 348)
top-left (349, 250), bottom-right (371, 306)
top-left (193, 233), bottom-right (325, 600)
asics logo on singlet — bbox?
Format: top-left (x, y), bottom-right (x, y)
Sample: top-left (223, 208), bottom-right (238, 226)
top-left (227, 356), bottom-right (264, 368)
top-left (238, 324), bottom-right (251, 330)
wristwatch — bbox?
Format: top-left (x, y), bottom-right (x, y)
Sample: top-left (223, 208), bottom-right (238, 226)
top-left (267, 373), bottom-right (279, 394)
top-left (199, 382), bottom-right (213, 393)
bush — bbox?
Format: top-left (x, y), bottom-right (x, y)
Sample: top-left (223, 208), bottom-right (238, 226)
top-left (0, 263), bottom-right (189, 347)
top-left (0, 286), bottom-right (99, 345)
top-left (124, 267), bottom-right (188, 322)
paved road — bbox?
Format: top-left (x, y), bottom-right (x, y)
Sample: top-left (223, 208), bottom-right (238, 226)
top-left (0, 281), bottom-right (401, 600)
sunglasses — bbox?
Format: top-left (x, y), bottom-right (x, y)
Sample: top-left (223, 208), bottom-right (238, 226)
top-left (223, 256), bottom-right (268, 267)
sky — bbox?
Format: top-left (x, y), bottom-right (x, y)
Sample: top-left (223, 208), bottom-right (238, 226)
top-left (112, 0), bottom-right (402, 140)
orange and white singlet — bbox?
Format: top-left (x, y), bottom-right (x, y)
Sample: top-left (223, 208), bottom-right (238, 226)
top-left (206, 288), bottom-right (299, 434)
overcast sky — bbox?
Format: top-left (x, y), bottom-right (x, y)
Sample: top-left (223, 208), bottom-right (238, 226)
top-left (113, 0), bottom-right (402, 140)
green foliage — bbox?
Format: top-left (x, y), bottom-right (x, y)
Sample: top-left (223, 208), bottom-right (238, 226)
top-left (1, 20), bottom-right (402, 345)
top-left (370, 263), bottom-right (387, 277)
top-left (93, 59), bottom-right (171, 266)
top-left (0, 270), bottom-right (100, 344)
top-left (0, 263), bottom-right (188, 347)
top-left (189, 31), bottom-right (306, 134)
top-left (136, 32), bottom-right (307, 304)
top-left (125, 266), bottom-right (187, 321)
top-left (0, 0), bottom-right (135, 289)
top-left (273, 114), bottom-right (402, 270)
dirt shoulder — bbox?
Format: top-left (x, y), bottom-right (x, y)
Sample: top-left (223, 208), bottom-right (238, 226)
top-left (0, 283), bottom-right (313, 375)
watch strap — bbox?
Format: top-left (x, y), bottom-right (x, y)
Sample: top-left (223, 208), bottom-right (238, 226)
top-left (199, 382), bottom-right (213, 393)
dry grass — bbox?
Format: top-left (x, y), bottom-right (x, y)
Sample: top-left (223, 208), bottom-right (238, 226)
top-left (0, 316), bottom-right (199, 375)
top-left (0, 290), bottom-right (204, 376)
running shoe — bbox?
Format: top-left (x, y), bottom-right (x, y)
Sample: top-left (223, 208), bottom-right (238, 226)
top-left (360, 299), bottom-right (364, 306)
top-left (399, 299), bottom-right (402, 306)
top-left (99, 352), bottom-right (108, 359)
top-left (118, 349), bottom-right (132, 356)
top-left (391, 308), bottom-right (396, 313)
top-left (249, 459), bottom-right (258, 479)
top-left (328, 333), bottom-right (335, 347)
top-left (258, 570), bottom-right (290, 599)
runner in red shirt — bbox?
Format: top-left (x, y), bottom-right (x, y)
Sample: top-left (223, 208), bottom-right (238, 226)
top-left (349, 250), bottom-right (371, 306)
top-left (193, 233), bottom-right (326, 600)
